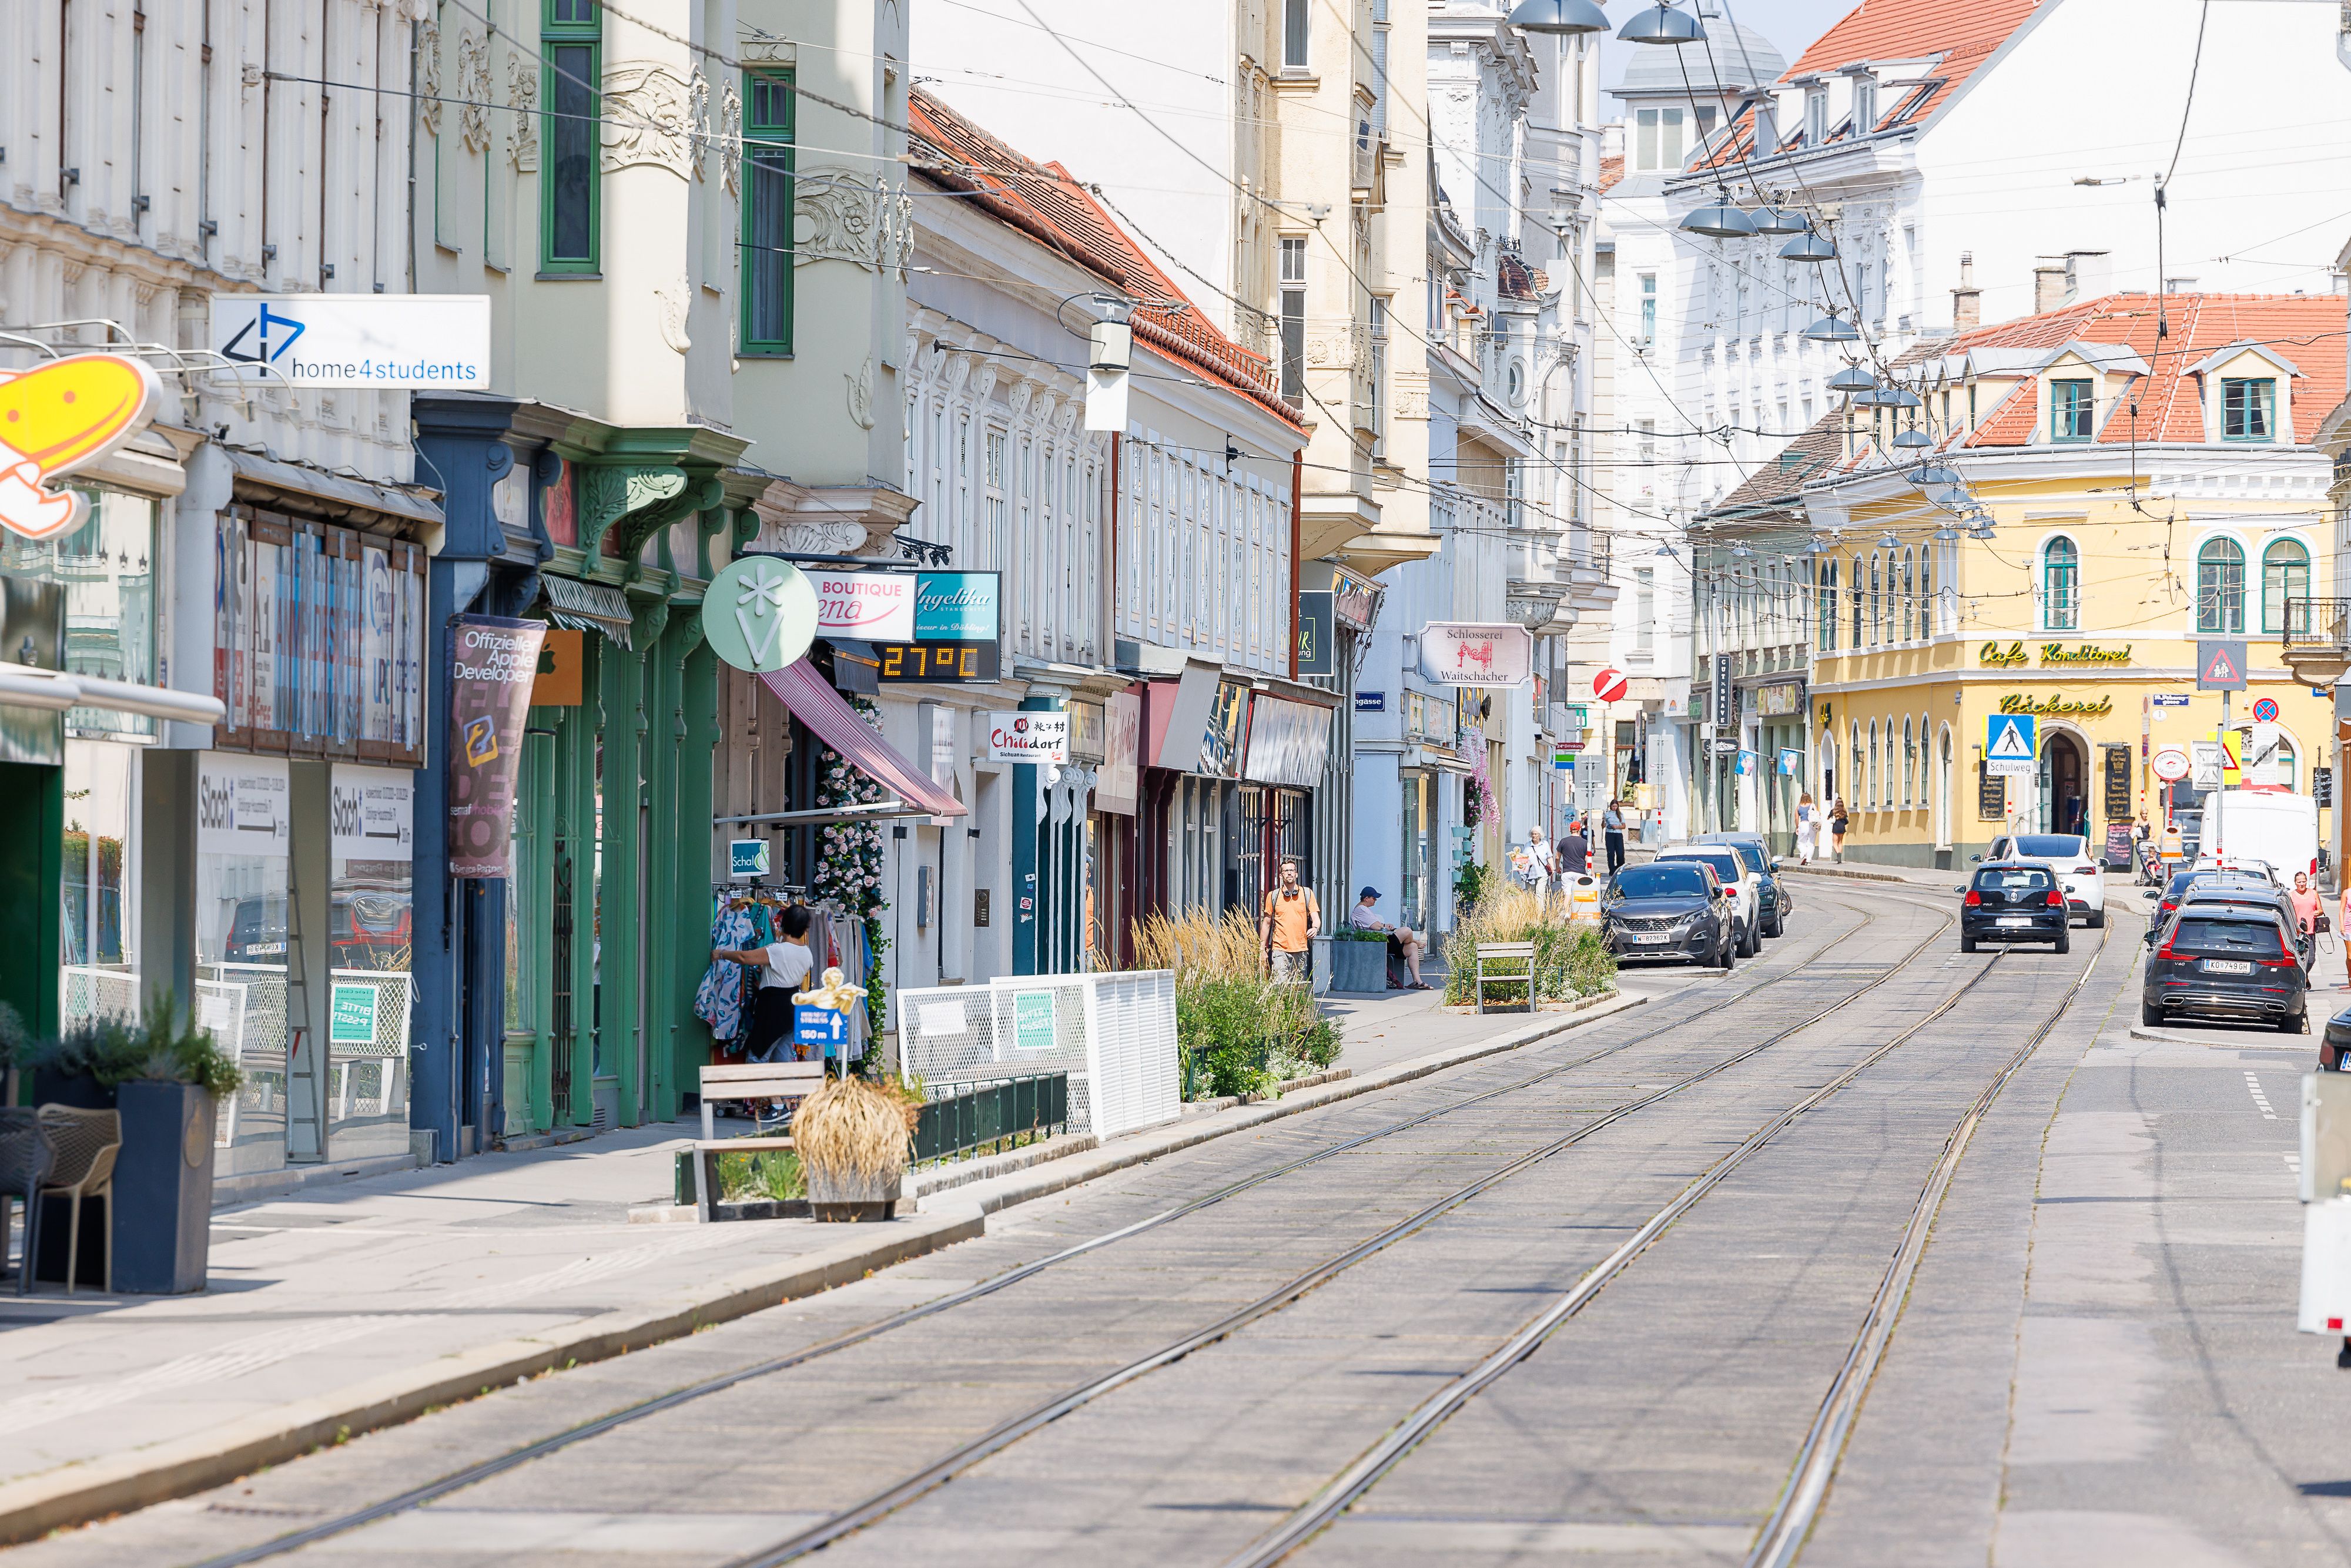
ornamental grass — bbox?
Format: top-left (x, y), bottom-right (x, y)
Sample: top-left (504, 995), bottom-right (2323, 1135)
top-left (793, 1073), bottom-right (922, 1191)
top-left (1131, 909), bottom-right (1341, 1101)
top-left (1440, 883), bottom-right (1617, 1007)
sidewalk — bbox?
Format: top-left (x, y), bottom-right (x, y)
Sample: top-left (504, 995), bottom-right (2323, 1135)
top-left (0, 989), bottom-right (1648, 1544)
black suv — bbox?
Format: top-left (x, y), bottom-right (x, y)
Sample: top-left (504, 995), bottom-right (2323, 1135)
top-left (2175, 876), bottom-right (2314, 969)
top-left (1693, 832), bottom-right (1793, 939)
top-left (2143, 909), bottom-right (2308, 1032)
top-left (1959, 862), bottom-right (2069, 953)
top-left (1602, 860), bottom-right (1737, 969)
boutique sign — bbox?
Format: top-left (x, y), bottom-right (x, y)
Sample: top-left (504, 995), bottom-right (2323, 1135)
top-left (805, 569), bottom-right (1000, 644)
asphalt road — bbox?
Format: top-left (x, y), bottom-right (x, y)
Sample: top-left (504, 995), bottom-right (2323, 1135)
top-left (12, 879), bottom-right (2339, 1568)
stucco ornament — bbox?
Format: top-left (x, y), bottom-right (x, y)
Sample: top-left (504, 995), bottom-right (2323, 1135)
top-left (686, 67), bottom-right (712, 180)
top-left (846, 357), bottom-right (876, 430)
top-left (717, 82), bottom-right (744, 197)
top-left (795, 168), bottom-right (912, 274)
top-left (508, 52), bottom-right (540, 172)
top-left (417, 17), bottom-right (443, 133)
top-left (601, 61), bottom-right (698, 179)
top-left (458, 28), bottom-right (493, 156)
top-left (654, 276), bottom-right (693, 355)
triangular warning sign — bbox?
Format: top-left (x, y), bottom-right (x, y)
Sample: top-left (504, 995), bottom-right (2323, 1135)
top-left (1988, 718), bottom-right (2034, 760)
top-left (2203, 648), bottom-right (2238, 682)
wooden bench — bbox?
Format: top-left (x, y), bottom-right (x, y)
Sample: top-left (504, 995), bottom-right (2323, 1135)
top-left (1473, 940), bottom-right (1538, 1015)
top-left (692, 1061), bottom-right (828, 1219)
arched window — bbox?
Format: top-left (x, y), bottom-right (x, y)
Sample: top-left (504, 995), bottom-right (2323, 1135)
top-left (1868, 552), bottom-right (1882, 645)
top-left (1817, 558), bottom-right (1838, 651)
top-left (2042, 535), bottom-right (2079, 631)
top-left (1903, 717), bottom-right (1915, 805)
top-left (1901, 548), bottom-right (1917, 641)
top-left (1850, 555), bottom-right (1864, 646)
top-left (1867, 720), bottom-right (1879, 808)
top-left (1921, 544), bottom-right (1937, 636)
top-left (1850, 721), bottom-right (1863, 810)
top-left (2262, 538), bottom-right (2310, 634)
top-left (2196, 537), bottom-right (2246, 634)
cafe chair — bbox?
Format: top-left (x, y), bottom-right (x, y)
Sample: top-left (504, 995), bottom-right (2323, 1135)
top-left (36, 1105), bottom-right (120, 1295)
top-left (0, 1108), bottom-right (51, 1296)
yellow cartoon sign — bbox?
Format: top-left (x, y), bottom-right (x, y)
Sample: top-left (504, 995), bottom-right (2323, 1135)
top-left (0, 354), bottom-right (162, 541)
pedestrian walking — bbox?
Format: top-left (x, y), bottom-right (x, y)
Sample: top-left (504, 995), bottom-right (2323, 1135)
top-left (2292, 871), bottom-right (2322, 939)
top-left (1829, 797), bottom-right (1850, 863)
top-left (1559, 818), bottom-right (1590, 876)
top-left (1795, 792), bottom-right (1818, 865)
top-left (1601, 799), bottom-right (1628, 874)
top-left (1526, 825), bottom-right (1559, 892)
top-left (1259, 857), bottom-right (1321, 983)
top-left (1351, 886), bottom-right (1430, 989)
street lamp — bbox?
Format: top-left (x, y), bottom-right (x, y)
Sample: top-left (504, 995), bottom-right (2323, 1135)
top-left (1750, 206), bottom-right (1810, 235)
top-left (1617, 2), bottom-right (1706, 44)
top-left (1801, 313), bottom-right (1861, 343)
top-left (1682, 197), bottom-right (1760, 239)
top-left (1508, 0), bottom-right (1611, 32)
top-left (1826, 364), bottom-right (1878, 394)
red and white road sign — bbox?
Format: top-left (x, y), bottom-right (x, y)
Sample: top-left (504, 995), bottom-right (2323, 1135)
top-left (2152, 746), bottom-right (2191, 782)
top-left (1592, 668), bottom-right (1629, 702)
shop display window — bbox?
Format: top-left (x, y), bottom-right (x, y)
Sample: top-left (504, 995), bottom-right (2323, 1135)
top-left (197, 756), bottom-right (293, 1172)
top-left (61, 739), bottom-right (138, 1030)
top-left (327, 765), bottom-right (414, 1160)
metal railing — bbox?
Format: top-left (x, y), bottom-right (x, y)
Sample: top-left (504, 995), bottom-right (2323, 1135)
top-left (2282, 597), bottom-right (2351, 648)
top-left (910, 1071), bottom-right (1070, 1165)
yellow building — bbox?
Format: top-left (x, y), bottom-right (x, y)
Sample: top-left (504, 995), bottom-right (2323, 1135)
top-left (1800, 293), bottom-right (2346, 869)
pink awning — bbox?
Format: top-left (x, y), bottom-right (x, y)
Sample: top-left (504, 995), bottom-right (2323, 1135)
top-left (760, 659), bottom-right (967, 819)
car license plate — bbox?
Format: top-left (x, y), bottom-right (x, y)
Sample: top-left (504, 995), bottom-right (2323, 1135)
top-left (2202, 959), bottom-right (2253, 974)
top-left (1632, 933), bottom-right (1669, 944)
top-left (1997, 916), bottom-right (2033, 927)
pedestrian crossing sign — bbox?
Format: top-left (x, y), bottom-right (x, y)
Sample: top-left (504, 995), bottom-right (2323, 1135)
top-left (1985, 713), bottom-right (2037, 761)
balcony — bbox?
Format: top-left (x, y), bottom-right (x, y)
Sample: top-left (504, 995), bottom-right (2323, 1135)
top-left (2282, 598), bottom-right (2351, 682)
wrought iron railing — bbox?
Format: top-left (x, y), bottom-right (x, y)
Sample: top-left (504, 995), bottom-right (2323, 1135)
top-left (910, 1071), bottom-right (1070, 1165)
top-left (2282, 597), bottom-right (2351, 648)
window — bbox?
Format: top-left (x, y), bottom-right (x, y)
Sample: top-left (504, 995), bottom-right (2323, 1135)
top-left (2262, 538), bottom-right (2310, 634)
top-left (1805, 88), bottom-right (1828, 145)
top-left (1857, 262), bottom-right (1875, 328)
top-left (740, 72), bottom-right (795, 353)
top-left (984, 430), bottom-right (1007, 565)
top-left (1868, 720), bottom-right (1880, 808)
top-left (541, 0), bottom-right (601, 273)
top-left (1639, 273), bottom-right (1657, 344)
top-left (1901, 548), bottom-right (1915, 640)
top-left (1903, 717), bottom-right (1914, 806)
top-left (2223, 377), bottom-right (2276, 441)
top-left (2050, 378), bottom-right (2092, 441)
top-left (1849, 554), bottom-right (1863, 646)
top-left (2042, 535), bottom-right (2079, 631)
top-left (1868, 551), bottom-right (1881, 645)
top-left (1817, 558), bottom-right (1838, 651)
top-left (1851, 73), bottom-right (1877, 135)
top-left (1634, 106), bottom-right (1684, 172)
top-left (1637, 418), bottom-right (1656, 463)
top-left (1921, 545), bottom-right (1936, 635)
top-left (1279, 237), bottom-right (1307, 407)
top-left (1634, 568), bottom-right (1655, 654)
top-left (1369, 296), bottom-right (1390, 451)
top-left (2196, 537), bottom-right (2245, 634)
top-left (1282, 0), bottom-right (1310, 68)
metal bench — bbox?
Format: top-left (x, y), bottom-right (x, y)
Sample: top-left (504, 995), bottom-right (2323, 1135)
top-left (692, 1061), bottom-right (828, 1219)
top-left (1473, 940), bottom-right (1538, 1014)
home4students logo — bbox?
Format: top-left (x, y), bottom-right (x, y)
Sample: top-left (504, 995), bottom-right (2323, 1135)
top-left (218, 303), bottom-right (307, 368)
top-left (0, 354), bottom-right (163, 540)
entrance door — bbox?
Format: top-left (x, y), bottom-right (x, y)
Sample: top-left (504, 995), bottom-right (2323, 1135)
top-left (2039, 732), bottom-right (2087, 837)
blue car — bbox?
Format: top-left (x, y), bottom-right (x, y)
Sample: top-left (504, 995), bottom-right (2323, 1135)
top-left (1693, 832), bottom-right (1793, 939)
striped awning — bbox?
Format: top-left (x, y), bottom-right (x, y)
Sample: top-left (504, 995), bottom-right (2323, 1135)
top-left (760, 658), bottom-right (966, 819)
top-left (540, 575), bottom-right (635, 650)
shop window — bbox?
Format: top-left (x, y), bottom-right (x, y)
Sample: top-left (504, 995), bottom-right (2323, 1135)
top-left (61, 739), bottom-right (136, 1033)
top-left (27, 488), bottom-right (159, 738)
top-left (740, 70), bottom-right (795, 355)
top-left (2196, 536), bottom-right (2245, 634)
top-left (198, 755), bottom-right (293, 1171)
top-left (328, 765), bottom-right (415, 1158)
top-left (2042, 535), bottom-right (2079, 631)
top-left (2262, 537), bottom-right (2309, 634)
top-left (540, 0), bottom-right (601, 274)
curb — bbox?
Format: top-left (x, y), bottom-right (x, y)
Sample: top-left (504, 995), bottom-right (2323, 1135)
top-left (0, 1212), bottom-right (982, 1547)
top-left (0, 989), bottom-right (1645, 1543)
top-left (2127, 1023), bottom-right (2311, 1046)
top-left (1780, 864), bottom-right (1928, 886)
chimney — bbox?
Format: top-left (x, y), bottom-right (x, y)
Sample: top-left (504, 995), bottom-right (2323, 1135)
top-left (2034, 263), bottom-right (2069, 315)
top-left (2065, 250), bottom-right (2112, 300)
top-left (1951, 252), bottom-right (1981, 331)
top-left (1748, 93), bottom-right (1779, 157)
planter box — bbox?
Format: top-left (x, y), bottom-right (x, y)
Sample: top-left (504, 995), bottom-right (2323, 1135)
top-left (807, 1167), bottom-right (904, 1222)
top-left (1328, 939), bottom-right (1389, 994)
top-left (112, 1082), bottom-right (216, 1295)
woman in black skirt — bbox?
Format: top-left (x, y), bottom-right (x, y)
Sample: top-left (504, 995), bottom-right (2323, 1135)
top-left (714, 904), bottom-right (816, 1062)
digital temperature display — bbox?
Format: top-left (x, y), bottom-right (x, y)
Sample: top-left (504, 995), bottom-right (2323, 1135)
top-left (873, 642), bottom-right (1000, 682)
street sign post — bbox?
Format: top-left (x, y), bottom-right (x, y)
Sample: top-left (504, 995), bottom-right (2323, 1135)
top-left (2152, 747), bottom-right (2191, 783)
top-left (2196, 640), bottom-right (2248, 692)
top-left (1985, 712), bottom-right (2037, 779)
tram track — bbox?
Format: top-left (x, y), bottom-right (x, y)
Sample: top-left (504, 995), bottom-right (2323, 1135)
top-left (1220, 912), bottom-right (2126, 1568)
top-left (187, 884), bottom-right (1947, 1568)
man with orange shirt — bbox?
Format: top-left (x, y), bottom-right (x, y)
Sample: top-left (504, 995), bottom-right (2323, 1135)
top-left (1260, 858), bottom-right (1321, 983)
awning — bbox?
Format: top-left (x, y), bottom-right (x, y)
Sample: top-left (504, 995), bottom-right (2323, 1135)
top-left (540, 575), bottom-right (636, 649)
top-left (760, 659), bottom-right (967, 819)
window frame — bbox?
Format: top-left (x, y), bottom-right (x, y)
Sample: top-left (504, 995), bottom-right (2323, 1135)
top-left (2195, 535), bottom-right (2246, 635)
top-left (2049, 377), bottom-right (2093, 443)
top-left (2041, 534), bottom-right (2080, 632)
top-left (739, 68), bottom-right (796, 356)
top-left (1282, 0), bottom-right (1311, 70)
top-left (2222, 377), bottom-right (2276, 442)
top-left (2261, 536), bottom-right (2310, 635)
top-left (539, 0), bottom-right (602, 276)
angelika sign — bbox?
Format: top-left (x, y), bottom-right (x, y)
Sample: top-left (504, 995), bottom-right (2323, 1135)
top-left (210, 294), bottom-right (491, 390)
top-left (1417, 622), bottom-right (1534, 688)
top-left (809, 570), bottom-right (1000, 644)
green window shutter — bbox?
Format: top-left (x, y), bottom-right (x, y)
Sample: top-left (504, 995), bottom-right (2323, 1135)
top-left (740, 71), bottom-right (796, 356)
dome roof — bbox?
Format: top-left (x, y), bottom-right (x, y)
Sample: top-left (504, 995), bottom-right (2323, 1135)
top-left (1613, 20), bottom-right (1786, 99)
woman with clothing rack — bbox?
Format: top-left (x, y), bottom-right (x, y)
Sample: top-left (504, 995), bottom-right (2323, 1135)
top-left (712, 903), bottom-right (816, 1062)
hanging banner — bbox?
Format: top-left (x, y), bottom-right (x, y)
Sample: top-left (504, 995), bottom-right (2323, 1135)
top-left (1417, 622), bottom-right (1534, 687)
top-left (1097, 691), bottom-right (1141, 815)
top-left (447, 615), bottom-right (545, 877)
top-left (1243, 694), bottom-right (1334, 787)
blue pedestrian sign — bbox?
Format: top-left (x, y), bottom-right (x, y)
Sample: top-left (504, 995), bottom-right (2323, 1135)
top-left (1985, 713), bottom-right (2037, 778)
top-left (793, 1004), bottom-right (851, 1060)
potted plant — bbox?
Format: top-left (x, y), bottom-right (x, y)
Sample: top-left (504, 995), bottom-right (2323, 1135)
top-left (794, 1073), bottom-right (920, 1221)
top-left (1328, 928), bottom-right (1389, 994)
top-left (55, 997), bottom-right (241, 1294)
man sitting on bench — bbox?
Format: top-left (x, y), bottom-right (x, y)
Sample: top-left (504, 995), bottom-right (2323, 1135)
top-left (1350, 886), bottom-right (1429, 990)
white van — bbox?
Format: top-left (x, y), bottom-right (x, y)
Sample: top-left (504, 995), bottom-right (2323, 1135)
top-left (2200, 788), bottom-right (2320, 884)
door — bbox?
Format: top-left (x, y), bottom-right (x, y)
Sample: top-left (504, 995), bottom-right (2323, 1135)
top-left (2041, 733), bottom-right (2086, 839)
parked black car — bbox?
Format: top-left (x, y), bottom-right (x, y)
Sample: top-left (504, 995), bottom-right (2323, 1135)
top-left (1959, 862), bottom-right (2070, 953)
top-left (1694, 832), bottom-right (1793, 939)
top-left (2176, 875), bottom-right (2314, 967)
top-left (2146, 867), bottom-right (2226, 929)
top-left (1603, 861), bottom-right (1737, 969)
top-left (2142, 909), bottom-right (2308, 1032)
top-left (2322, 1005), bottom-right (2351, 1071)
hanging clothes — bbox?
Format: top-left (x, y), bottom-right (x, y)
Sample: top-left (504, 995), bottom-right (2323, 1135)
top-left (694, 900), bottom-right (759, 1043)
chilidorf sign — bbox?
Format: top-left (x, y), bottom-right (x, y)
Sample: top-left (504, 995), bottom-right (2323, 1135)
top-left (1417, 622), bottom-right (1534, 687)
top-left (985, 711), bottom-right (1070, 764)
top-left (447, 616), bottom-right (545, 876)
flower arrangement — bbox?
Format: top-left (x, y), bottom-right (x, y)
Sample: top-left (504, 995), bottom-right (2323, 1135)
top-left (1466, 745), bottom-right (1499, 826)
top-left (813, 693), bottom-right (892, 1046)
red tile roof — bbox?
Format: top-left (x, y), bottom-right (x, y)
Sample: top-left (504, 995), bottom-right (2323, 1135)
top-left (907, 90), bottom-right (1301, 429)
top-left (1702, 0), bottom-right (2041, 167)
top-left (1925, 293), bottom-right (2349, 449)
top-left (1597, 155), bottom-right (1625, 193)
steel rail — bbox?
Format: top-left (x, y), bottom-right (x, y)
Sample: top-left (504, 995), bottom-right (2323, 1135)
top-left (725, 893), bottom-right (1960, 1567)
top-left (1221, 922), bottom-right (2112, 1568)
top-left (187, 886), bottom-right (1908, 1568)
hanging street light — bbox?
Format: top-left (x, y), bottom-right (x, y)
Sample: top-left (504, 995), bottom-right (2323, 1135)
top-left (1617, 2), bottom-right (1706, 44)
top-left (1509, 0), bottom-right (1611, 33)
top-left (1750, 206), bottom-right (1809, 235)
top-left (1826, 364), bottom-right (1878, 394)
top-left (1910, 462), bottom-right (1962, 488)
top-left (1877, 532), bottom-right (1901, 550)
top-left (1892, 427), bottom-right (1933, 448)
top-left (1682, 198), bottom-right (1759, 239)
top-left (1933, 525), bottom-right (1961, 542)
top-left (1779, 229), bottom-right (1837, 262)
top-left (1801, 313), bottom-right (1861, 343)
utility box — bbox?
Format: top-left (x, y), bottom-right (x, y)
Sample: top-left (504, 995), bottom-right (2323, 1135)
top-left (2298, 1074), bottom-right (2351, 1335)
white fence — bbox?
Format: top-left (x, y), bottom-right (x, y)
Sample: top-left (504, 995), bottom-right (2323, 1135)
top-left (898, 970), bottom-right (1180, 1140)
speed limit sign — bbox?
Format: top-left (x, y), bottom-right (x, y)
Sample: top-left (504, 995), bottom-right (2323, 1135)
top-left (2152, 746), bottom-right (2191, 782)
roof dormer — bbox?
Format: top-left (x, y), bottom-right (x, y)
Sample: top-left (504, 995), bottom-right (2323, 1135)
top-left (2189, 341), bottom-right (2303, 444)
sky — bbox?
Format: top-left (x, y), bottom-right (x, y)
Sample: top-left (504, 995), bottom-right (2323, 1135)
top-left (1598, 0), bottom-right (1858, 104)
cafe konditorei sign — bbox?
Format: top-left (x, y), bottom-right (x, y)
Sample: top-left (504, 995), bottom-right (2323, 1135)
top-left (1979, 641), bottom-right (2132, 668)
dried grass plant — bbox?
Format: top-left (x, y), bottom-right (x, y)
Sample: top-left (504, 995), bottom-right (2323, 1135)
top-left (1131, 907), bottom-right (1267, 981)
top-left (793, 1074), bottom-right (920, 1191)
